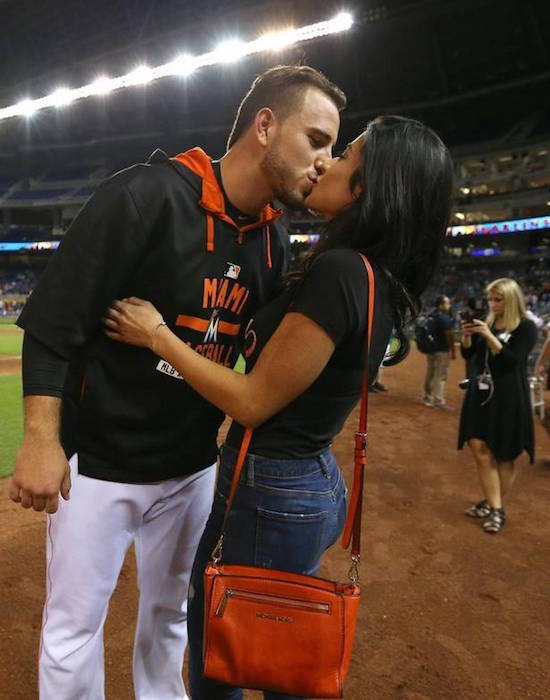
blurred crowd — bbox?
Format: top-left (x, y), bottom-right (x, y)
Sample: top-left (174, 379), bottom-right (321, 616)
top-left (424, 260), bottom-right (550, 322)
top-left (0, 270), bottom-right (41, 318)
top-left (0, 269), bottom-right (40, 297)
top-left (0, 299), bottom-right (25, 317)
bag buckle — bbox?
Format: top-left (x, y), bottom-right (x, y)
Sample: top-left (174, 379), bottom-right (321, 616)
top-left (355, 431), bottom-right (368, 449)
top-left (348, 553), bottom-right (360, 584)
top-left (211, 534), bottom-right (225, 566)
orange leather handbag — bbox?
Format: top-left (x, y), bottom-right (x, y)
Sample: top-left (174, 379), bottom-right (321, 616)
top-left (203, 255), bottom-right (375, 698)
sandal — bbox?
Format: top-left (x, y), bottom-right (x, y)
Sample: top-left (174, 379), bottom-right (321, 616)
top-left (465, 499), bottom-right (491, 518)
top-left (482, 508), bottom-right (506, 534)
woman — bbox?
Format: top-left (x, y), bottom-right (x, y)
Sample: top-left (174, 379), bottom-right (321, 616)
top-left (534, 328), bottom-right (550, 381)
top-left (459, 279), bottom-right (538, 534)
top-left (104, 116), bottom-right (453, 699)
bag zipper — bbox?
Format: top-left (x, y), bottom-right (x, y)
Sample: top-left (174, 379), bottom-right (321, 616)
top-left (215, 587), bottom-right (330, 617)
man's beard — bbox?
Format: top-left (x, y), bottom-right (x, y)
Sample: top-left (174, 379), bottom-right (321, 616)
top-left (260, 142), bottom-right (310, 211)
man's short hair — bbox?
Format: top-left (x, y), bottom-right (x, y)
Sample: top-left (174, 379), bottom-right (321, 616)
top-left (227, 65), bottom-right (346, 149)
top-left (435, 295), bottom-right (448, 307)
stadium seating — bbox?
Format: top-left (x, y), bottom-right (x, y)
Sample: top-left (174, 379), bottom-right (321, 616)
top-left (5, 189), bottom-right (72, 201)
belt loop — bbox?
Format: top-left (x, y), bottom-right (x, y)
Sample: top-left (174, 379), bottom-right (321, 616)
top-left (319, 452), bottom-right (330, 479)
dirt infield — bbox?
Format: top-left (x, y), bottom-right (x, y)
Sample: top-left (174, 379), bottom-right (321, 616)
top-left (1, 349), bottom-right (549, 699)
top-left (0, 356), bottom-right (21, 375)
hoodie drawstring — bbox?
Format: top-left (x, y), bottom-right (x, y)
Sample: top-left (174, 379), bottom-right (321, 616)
top-left (264, 225), bottom-right (272, 269)
top-left (205, 214), bottom-right (273, 270)
top-left (206, 214), bottom-right (214, 252)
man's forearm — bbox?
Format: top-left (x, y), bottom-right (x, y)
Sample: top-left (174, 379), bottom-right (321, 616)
top-left (23, 395), bottom-right (62, 441)
top-left (10, 394), bottom-right (71, 513)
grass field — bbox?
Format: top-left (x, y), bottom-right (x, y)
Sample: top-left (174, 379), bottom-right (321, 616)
top-left (0, 375), bottom-right (22, 478)
top-left (0, 323), bottom-right (23, 356)
top-left (0, 322), bottom-right (23, 477)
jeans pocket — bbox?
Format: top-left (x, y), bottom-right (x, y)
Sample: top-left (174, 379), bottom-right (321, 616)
top-left (255, 507), bottom-right (328, 575)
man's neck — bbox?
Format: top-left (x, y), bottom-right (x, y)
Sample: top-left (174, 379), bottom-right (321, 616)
top-left (219, 147), bottom-right (274, 217)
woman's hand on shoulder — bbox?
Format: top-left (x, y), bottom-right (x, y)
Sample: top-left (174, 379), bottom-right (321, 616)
top-left (103, 297), bottom-right (164, 350)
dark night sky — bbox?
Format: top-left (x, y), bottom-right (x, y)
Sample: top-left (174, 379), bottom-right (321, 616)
top-left (0, 0), bottom-right (549, 177)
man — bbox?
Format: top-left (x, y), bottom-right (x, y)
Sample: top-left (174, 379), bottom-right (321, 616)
top-left (423, 295), bottom-right (455, 408)
top-left (9, 65), bottom-right (345, 700)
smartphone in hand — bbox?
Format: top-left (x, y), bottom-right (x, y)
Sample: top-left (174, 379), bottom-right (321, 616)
top-left (459, 309), bottom-right (477, 323)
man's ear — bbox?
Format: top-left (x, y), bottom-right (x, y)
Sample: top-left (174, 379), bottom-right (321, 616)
top-left (254, 108), bottom-right (276, 147)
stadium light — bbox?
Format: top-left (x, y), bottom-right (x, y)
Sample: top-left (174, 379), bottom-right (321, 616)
top-left (256, 29), bottom-right (296, 52)
top-left (332, 11), bottom-right (354, 31)
top-left (16, 100), bottom-right (37, 118)
top-left (124, 65), bottom-right (154, 86)
top-left (50, 88), bottom-right (74, 107)
top-left (455, 212), bottom-right (465, 220)
top-left (170, 54), bottom-right (197, 77)
top-left (89, 76), bottom-right (114, 96)
top-left (214, 39), bottom-right (249, 63)
top-left (0, 10), bottom-right (353, 122)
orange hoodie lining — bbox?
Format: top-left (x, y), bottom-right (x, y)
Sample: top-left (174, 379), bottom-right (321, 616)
top-left (172, 148), bottom-right (282, 266)
top-left (172, 148), bottom-right (282, 234)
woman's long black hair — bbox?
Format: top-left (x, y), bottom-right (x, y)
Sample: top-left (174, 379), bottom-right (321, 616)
top-left (288, 115), bottom-right (454, 364)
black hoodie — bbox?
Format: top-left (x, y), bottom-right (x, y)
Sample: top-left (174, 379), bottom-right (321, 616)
top-left (17, 148), bottom-right (289, 482)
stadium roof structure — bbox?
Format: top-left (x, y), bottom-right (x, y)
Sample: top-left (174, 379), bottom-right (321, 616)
top-left (0, 0), bottom-right (549, 179)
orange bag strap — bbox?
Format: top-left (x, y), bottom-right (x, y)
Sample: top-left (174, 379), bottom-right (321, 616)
top-left (210, 426), bottom-right (252, 565)
top-left (211, 254), bottom-right (375, 580)
top-left (341, 254), bottom-right (375, 582)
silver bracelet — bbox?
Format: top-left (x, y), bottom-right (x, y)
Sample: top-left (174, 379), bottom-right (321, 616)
top-left (151, 320), bottom-right (167, 354)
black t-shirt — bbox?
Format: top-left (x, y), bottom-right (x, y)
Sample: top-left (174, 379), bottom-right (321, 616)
top-left (226, 249), bottom-right (395, 458)
top-left (431, 309), bottom-right (453, 352)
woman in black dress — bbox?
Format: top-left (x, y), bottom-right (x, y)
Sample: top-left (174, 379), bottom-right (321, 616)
top-left (459, 278), bottom-right (538, 534)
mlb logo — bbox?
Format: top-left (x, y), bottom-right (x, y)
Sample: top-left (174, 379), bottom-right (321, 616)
top-left (225, 263), bottom-right (241, 280)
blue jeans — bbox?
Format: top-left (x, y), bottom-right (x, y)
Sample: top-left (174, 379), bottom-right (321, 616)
top-left (187, 444), bottom-right (348, 700)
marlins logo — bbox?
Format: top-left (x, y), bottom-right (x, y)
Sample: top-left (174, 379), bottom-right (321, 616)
top-left (224, 262), bottom-right (241, 280)
top-left (204, 310), bottom-right (220, 343)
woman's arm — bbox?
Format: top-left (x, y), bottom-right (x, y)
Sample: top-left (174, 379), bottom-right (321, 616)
top-left (493, 319), bottom-right (538, 369)
top-left (464, 320), bottom-right (503, 356)
top-left (105, 299), bottom-right (335, 428)
top-left (473, 320), bottom-right (538, 369)
top-left (535, 335), bottom-right (550, 377)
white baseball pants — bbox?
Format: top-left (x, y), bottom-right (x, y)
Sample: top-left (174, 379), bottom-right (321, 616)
top-left (39, 454), bottom-right (217, 700)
